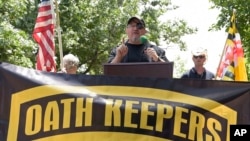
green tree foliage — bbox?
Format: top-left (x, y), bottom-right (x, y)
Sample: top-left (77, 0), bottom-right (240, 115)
top-left (0, 0), bottom-right (37, 68)
top-left (0, 0), bottom-right (196, 74)
top-left (209, 0), bottom-right (250, 79)
top-left (173, 55), bottom-right (186, 78)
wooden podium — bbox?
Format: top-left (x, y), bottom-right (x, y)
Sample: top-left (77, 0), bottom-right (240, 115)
top-left (103, 62), bottom-right (174, 78)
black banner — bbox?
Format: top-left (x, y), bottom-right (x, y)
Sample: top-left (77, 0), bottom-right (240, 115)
top-left (0, 62), bottom-right (249, 141)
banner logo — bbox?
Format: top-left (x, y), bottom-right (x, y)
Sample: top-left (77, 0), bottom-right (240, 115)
top-left (8, 85), bottom-right (237, 141)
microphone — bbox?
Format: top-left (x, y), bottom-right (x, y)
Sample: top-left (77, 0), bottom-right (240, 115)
top-left (140, 35), bottom-right (152, 62)
top-left (139, 35), bottom-right (150, 49)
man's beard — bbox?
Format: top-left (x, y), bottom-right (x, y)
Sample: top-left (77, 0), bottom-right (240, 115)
top-left (131, 36), bottom-right (140, 42)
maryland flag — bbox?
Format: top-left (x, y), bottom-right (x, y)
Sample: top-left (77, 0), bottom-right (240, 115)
top-left (216, 11), bottom-right (248, 81)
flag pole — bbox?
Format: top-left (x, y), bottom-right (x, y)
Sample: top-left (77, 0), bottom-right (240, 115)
top-left (54, 0), bottom-right (64, 70)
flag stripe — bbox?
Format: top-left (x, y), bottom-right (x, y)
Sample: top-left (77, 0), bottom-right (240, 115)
top-left (33, 25), bottom-right (53, 34)
top-left (38, 4), bottom-right (51, 12)
top-left (35, 33), bottom-right (54, 64)
top-left (34, 16), bottom-right (53, 28)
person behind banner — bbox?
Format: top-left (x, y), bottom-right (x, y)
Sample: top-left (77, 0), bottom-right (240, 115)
top-left (180, 47), bottom-right (215, 80)
top-left (107, 16), bottom-right (169, 63)
top-left (59, 53), bottom-right (79, 74)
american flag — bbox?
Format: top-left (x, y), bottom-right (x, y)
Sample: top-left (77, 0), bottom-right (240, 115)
top-left (33, 0), bottom-right (56, 72)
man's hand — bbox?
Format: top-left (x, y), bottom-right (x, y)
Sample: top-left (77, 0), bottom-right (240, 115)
top-left (145, 48), bottom-right (158, 62)
top-left (111, 38), bottom-right (128, 63)
top-left (116, 38), bottom-right (128, 58)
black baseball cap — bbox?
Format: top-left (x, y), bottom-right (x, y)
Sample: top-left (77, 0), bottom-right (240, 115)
top-left (127, 17), bottom-right (146, 29)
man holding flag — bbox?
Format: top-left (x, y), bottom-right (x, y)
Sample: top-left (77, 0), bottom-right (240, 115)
top-left (33, 0), bottom-right (56, 72)
top-left (216, 10), bottom-right (248, 81)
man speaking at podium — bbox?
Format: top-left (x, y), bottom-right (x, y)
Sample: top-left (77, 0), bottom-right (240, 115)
top-left (108, 16), bottom-right (169, 63)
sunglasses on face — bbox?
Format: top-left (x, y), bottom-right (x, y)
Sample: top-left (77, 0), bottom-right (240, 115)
top-left (127, 23), bottom-right (144, 29)
top-left (193, 55), bottom-right (205, 59)
top-left (136, 23), bottom-right (144, 29)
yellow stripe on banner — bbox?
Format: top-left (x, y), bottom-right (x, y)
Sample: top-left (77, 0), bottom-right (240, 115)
top-left (33, 132), bottom-right (172, 141)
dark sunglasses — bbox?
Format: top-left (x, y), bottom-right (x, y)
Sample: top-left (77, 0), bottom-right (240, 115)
top-left (136, 23), bottom-right (144, 29)
top-left (127, 23), bottom-right (144, 29)
top-left (193, 55), bottom-right (205, 59)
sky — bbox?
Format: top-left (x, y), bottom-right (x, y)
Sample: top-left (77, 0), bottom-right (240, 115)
top-left (160, 0), bottom-right (227, 75)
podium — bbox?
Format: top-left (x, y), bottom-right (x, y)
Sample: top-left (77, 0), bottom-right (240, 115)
top-left (103, 62), bottom-right (174, 78)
